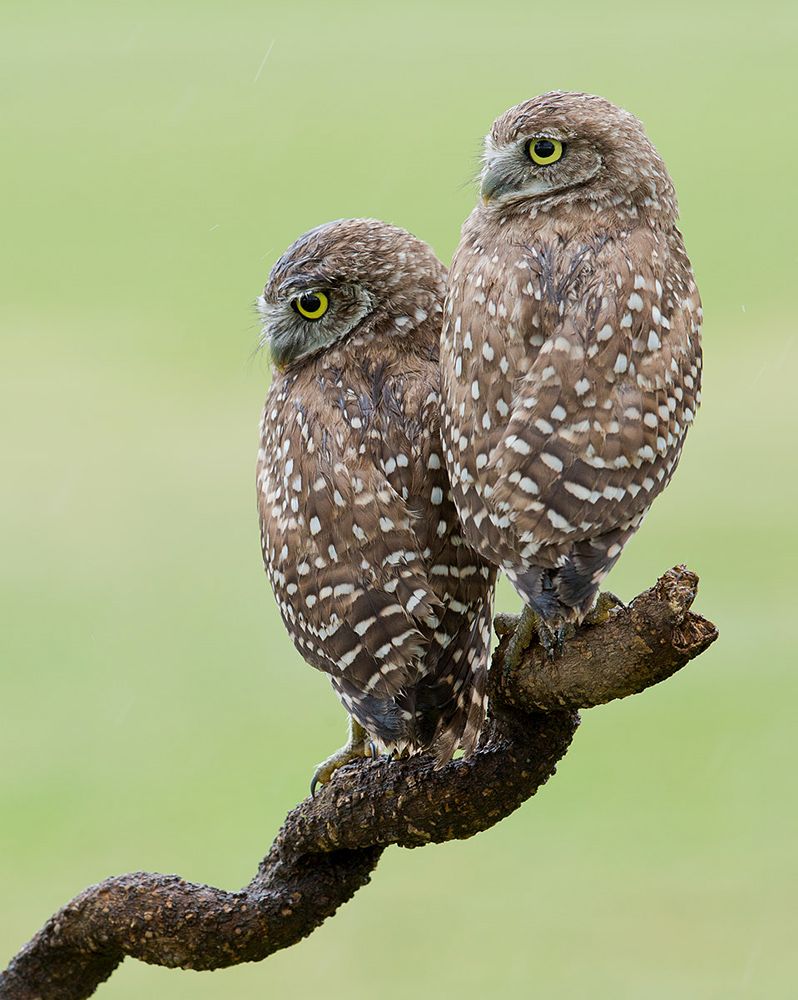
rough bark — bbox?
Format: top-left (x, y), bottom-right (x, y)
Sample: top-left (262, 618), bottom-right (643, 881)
top-left (0, 566), bottom-right (717, 1000)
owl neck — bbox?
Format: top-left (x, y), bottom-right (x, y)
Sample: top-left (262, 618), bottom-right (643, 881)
top-left (467, 190), bottom-right (676, 244)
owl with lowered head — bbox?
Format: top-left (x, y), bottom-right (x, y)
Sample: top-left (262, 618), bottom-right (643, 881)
top-left (257, 219), bottom-right (495, 792)
top-left (441, 92), bottom-right (702, 659)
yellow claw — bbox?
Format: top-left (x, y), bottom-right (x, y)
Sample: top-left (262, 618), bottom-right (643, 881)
top-left (310, 719), bottom-right (375, 797)
top-left (503, 605), bottom-right (566, 671)
top-left (584, 591), bottom-right (624, 627)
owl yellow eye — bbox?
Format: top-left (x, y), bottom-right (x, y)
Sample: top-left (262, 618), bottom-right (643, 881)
top-left (527, 138), bottom-right (564, 165)
top-left (292, 291), bottom-right (329, 320)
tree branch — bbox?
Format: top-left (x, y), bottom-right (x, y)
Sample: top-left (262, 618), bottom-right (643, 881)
top-left (0, 565), bottom-right (717, 1000)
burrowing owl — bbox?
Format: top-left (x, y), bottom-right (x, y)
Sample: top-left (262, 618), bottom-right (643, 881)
top-left (440, 92), bottom-right (702, 657)
top-left (257, 218), bottom-right (495, 790)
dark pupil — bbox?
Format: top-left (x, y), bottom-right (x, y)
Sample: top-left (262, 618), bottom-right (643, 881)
top-left (534, 140), bottom-right (556, 159)
top-left (299, 293), bottom-right (321, 313)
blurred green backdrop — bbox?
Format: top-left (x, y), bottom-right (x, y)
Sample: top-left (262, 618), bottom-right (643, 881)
top-left (2, 1), bottom-right (796, 997)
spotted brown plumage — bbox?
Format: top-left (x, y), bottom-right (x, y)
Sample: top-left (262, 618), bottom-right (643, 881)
top-left (441, 93), bottom-right (702, 635)
top-left (257, 219), bottom-right (495, 782)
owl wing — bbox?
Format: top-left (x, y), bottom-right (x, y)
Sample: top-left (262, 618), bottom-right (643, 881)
top-left (259, 357), bottom-right (495, 751)
top-left (259, 368), bottom-right (457, 713)
top-left (267, 474), bottom-right (434, 705)
top-left (485, 231), bottom-right (702, 561)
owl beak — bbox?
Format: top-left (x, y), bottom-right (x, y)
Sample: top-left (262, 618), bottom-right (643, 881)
top-left (268, 340), bottom-right (289, 372)
top-left (480, 165), bottom-right (507, 204)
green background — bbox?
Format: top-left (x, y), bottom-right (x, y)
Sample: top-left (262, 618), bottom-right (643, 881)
top-left (2, 1), bottom-right (796, 997)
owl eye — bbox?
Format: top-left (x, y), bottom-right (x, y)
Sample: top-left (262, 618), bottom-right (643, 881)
top-left (527, 138), bottom-right (564, 165)
top-left (292, 291), bottom-right (329, 320)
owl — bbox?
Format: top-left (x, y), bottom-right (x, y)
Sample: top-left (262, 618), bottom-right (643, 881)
top-left (257, 218), bottom-right (496, 791)
top-left (440, 92), bottom-right (702, 658)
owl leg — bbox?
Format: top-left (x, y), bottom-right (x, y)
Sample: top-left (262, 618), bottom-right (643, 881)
top-left (310, 718), bottom-right (375, 797)
top-left (583, 591), bottom-right (624, 626)
top-left (502, 605), bottom-right (567, 671)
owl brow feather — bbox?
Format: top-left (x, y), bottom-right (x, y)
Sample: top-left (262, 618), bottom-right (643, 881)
top-left (275, 268), bottom-right (335, 298)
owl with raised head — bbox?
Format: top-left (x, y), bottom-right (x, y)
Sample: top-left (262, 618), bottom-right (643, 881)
top-left (257, 219), bottom-right (495, 791)
top-left (440, 92), bottom-right (702, 657)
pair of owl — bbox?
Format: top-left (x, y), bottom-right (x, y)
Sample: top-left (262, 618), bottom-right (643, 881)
top-left (256, 91), bottom-right (702, 791)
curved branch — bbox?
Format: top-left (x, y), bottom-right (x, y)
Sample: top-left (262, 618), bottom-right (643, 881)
top-left (0, 566), bottom-right (717, 1000)
top-left (491, 565), bottom-right (717, 711)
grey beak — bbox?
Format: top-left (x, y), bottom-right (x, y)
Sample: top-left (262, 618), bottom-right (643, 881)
top-left (480, 165), bottom-right (507, 204)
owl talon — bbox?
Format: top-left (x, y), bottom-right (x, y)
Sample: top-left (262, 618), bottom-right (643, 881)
top-left (310, 719), bottom-right (372, 797)
top-left (538, 621), bottom-right (567, 661)
top-left (503, 606), bottom-right (564, 670)
top-left (584, 591), bottom-right (624, 627)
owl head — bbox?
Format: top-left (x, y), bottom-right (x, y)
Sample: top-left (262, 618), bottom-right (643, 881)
top-left (258, 218), bottom-right (445, 370)
top-left (479, 91), bottom-right (677, 219)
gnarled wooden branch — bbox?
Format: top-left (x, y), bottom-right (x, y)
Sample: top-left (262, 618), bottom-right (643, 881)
top-left (0, 566), bottom-right (717, 1000)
